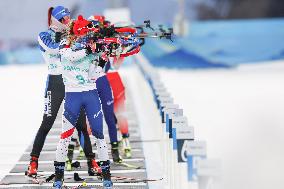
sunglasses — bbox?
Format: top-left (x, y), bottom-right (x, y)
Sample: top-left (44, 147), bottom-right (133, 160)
top-left (77, 23), bottom-right (93, 32)
top-left (59, 16), bottom-right (70, 24)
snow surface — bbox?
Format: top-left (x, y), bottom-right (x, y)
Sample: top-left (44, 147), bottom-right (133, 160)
top-left (0, 64), bottom-right (47, 181)
top-left (1, 60), bottom-right (284, 189)
top-left (158, 60), bottom-right (284, 189)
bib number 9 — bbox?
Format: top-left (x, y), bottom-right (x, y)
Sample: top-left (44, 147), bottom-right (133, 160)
top-left (76, 75), bottom-right (86, 84)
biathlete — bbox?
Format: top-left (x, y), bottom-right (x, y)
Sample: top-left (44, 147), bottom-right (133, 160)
top-left (88, 16), bottom-right (132, 158)
top-left (53, 15), bottom-right (113, 189)
top-left (26, 6), bottom-right (98, 178)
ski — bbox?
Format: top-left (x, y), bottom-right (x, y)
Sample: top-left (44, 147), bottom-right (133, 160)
top-left (113, 162), bottom-right (142, 169)
top-left (111, 175), bottom-right (163, 183)
top-left (73, 172), bottom-right (162, 183)
top-left (24, 171), bottom-right (46, 185)
top-left (28, 173), bottom-right (78, 189)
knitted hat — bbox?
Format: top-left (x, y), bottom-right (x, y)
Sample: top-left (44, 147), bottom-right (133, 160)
top-left (52, 6), bottom-right (70, 21)
top-left (73, 15), bottom-right (92, 36)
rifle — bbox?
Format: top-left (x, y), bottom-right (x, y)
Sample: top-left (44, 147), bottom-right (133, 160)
top-left (70, 17), bottom-right (173, 58)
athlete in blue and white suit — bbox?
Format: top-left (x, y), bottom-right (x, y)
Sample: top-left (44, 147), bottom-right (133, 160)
top-left (89, 54), bottom-right (123, 159)
top-left (27, 6), bottom-right (96, 179)
top-left (54, 17), bottom-right (113, 188)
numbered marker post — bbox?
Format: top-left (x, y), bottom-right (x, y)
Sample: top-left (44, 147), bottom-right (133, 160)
top-left (163, 104), bottom-right (179, 133)
top-left (167, 111), bottom-right (186, 189)
top-left (162, 105), bottom-right (181, 189)
top-left (173, 116), bottom-right (195, 189)
top-left (155, 89), bottom-right (167, 109)
top-left (166, 108), bottom-right (183, 139)
top-left (175, 124), bottom-right (194, 188)
top-left (158, 97), bottom-right (173, 123)
top-left (157, 100), bottom-right (174, 188)
top-left (185, 140), bottom-right (207, 189)
top-left (153, 83), bottom-right (166, 107)
top-left (160, 99), bottom-right (174, 169)
top-left (155, 90), bottom-right (170, 112)
top-left (156, 91), bottom-right (170, 111)
top-left (158, 99), bottom-right (173, 175)
top-left (156, 93), bottom-right (171, 139)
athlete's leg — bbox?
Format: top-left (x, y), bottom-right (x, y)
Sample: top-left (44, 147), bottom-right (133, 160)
top-left (96, 75), bottom-right (123, 162)
top-left (83, 89), bottom-right (109, 160)
top-left (54, 92), bottom-right (82, 188)
top-left (27, 75), bottom-right (65, 177)
top-left (56, 92), bottom-right (82, 162)
top-left (30, 75), bottom-right (65, 158)
top-left (106, 72), bottom-right (129, 137)
top-left (84, 89), bottom-right (112, 185)
top-left (75, 108), bottom-right (99, 175)
top-left (107, 72), bottom-right (131, 158)
top-left (76, 108), bottom-right (95, 159)
top-left (96, 75), bottom-right (118, 143)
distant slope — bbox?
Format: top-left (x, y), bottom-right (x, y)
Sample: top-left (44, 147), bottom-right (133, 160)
top-left (142, 19), bottom-right (284, 68)
top-left (151, 48), bottom-right (231, 69)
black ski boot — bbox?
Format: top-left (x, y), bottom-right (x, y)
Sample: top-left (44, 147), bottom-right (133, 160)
top-left (99, 160), bottom-right (113, 189)
top-left (53, 161), bottom-right (65, 189)
top-left (111, 142), bottom-right (123, 163)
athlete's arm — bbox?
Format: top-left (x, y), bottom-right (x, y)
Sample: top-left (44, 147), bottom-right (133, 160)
top-left (59, 39), bottom-right (91, 62)
top-left (38, 31), bottom-right (60, 54)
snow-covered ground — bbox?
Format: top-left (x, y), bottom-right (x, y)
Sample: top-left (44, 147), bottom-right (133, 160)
top-left (158, 60), bottom-right (284, 189)
top-left (0, 64), bottom-right (47, 180)
top-left (1, 60), bottom-right (284, 189)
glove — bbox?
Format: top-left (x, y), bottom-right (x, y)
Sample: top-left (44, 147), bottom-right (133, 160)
top-left (100, 26), bottom-right (116, 37)
top-left (85, 46), bottom-right (93, 55)
top-left (89, 64), bottom-right (104, 82)
top-left (55, 32), bottom-right (62, 43)
top-left (98, 57), bottom-right (107, 68)
top-left (95, 43), bottom-right (104, 53)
